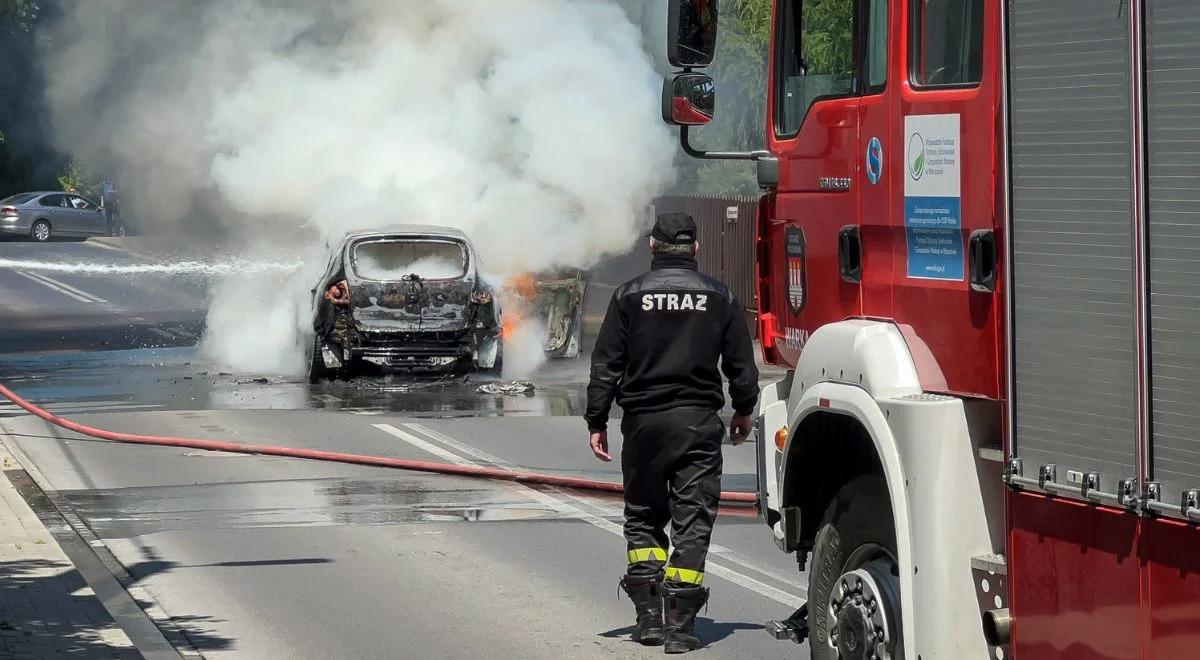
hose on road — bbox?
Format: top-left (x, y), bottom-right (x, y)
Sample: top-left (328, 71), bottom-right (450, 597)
top-left (0, 384), bottom-right (758, 505)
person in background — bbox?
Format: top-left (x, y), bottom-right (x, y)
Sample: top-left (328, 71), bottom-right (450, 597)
top-left (100, 179), bottom-right (122, 236)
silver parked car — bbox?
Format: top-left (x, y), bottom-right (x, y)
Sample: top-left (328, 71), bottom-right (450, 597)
top-left (0, 191), bottom-right (110, 241)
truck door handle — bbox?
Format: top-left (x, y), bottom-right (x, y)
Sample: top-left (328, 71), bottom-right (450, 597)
top-left (969, 230), bottom-right (997, 293)
top-left (838, 226), bottom-right (862, 283)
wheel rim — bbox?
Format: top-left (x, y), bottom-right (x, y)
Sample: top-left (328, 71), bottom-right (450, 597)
top-left (34, 223), bottom-right (49, 241)
top-left (827, 547), bottom-right (902, 660)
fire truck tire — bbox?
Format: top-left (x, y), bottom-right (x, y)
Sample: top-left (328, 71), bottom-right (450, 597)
top-left (807, 475), bottom-right (901, 660)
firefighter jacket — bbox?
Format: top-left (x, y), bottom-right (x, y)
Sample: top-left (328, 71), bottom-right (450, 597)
top-left (585, 254), bottom-right (759, 432)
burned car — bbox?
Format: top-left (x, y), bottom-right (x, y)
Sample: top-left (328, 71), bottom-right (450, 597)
top-left (306, 226), bottom-right (502, 381)
top-left (500, 269), bottom-right (586, 359)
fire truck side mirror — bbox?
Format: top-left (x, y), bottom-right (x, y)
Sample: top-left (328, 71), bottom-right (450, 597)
top-left (662, 72), bottom-right (715, 126)
top-left (667, 0), bottom-right (719, 68)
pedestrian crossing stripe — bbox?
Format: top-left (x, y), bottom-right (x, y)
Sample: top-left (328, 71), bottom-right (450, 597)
top-left (665, 567), bottom-right (704, 585)
top-left (627, 547), bottom-right (667, 563)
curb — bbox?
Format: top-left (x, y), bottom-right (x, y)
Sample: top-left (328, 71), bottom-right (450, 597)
top-left (0, 426), bottom-right (201, 659)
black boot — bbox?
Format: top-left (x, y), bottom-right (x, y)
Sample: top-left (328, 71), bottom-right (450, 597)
top-left (663, 585), bottom-right (709, 654)
top-left (620, 575), bottom-right (665, 646)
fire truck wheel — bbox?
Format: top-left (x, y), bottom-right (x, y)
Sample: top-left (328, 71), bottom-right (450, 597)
top-left (808, 475), bottom-right (902, 660)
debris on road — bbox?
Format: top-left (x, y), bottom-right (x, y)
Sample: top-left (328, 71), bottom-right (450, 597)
top-left (477, 380), bottom-right (535, 396)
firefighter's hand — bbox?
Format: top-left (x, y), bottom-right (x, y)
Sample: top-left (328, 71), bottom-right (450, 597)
top-left (730, 414), bottom-right (753, 446)
top-left (589, 431), bottom-right (611, 462)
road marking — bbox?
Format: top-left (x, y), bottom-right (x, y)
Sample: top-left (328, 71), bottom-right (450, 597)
top-left (372, 423), bottom-right (467, 465)
top-left (377, 422), bottom-right (805, 607)
top-left (31, 271), bottom-right (109, 303)
top-left (19, 270), bottom-right (108, 303)
top-left (15, 270), bottom-right (93, 303)
top-left (406, 422), bottom-right (807, 594)
top-left (146, 326), bottom-right (196, 341)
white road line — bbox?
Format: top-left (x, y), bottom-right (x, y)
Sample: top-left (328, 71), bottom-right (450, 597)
top-left (28, 271), bottom-right (108, 303)
top-left (20, 270), bottom-right (107, 303)
top-left (376, 422), bottom-right (805, 608)
top-left (406, 422), bottom-right (807, 593)
top-left (373, 423), bottom-right (471, 465)
top-left (15, 270), bottom-right (93, 303)
top-left (148, 328), bottom-right (176, 340)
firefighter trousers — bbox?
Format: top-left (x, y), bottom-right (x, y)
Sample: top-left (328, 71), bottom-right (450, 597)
top-left (621, 407), bottom-right (723, 589)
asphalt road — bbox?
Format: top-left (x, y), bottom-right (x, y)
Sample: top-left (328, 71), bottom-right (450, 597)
top-left (0, 240), bottom-right (810, 659)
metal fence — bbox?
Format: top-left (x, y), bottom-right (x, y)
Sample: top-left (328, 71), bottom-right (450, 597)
top-left (650, 194), bottom-right (759, 313)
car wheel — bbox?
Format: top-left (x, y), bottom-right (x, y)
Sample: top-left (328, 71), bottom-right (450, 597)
top-left (808, 476), bottom-right (903, 660)
top-left (480, 341), bottom-right (503, 376)
top-left (31, 220), bottom-right (51, 242)
top-left (307, 338), bottom-right (331, 383)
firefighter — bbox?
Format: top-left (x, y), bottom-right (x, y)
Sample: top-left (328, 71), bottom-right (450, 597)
top-left (585, 211), bottom-right (758, 654)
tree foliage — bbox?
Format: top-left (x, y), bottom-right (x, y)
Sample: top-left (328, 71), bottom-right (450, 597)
top-left (57, 157), bottom-right (98, 197)
top-left (674, 0), bottom-right (772, 196)
top-left (0, 0), bottom-right (39, 34)
top-left (0, 0), bottom-right (61, 197)
top-left (803, 0), bottom-right (853, 75)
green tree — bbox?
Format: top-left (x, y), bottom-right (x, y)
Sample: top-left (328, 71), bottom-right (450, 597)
top-left (0, 0), bottom-right (39, 34)
top-left (57, 157), bottom-right (98, 197)
top-left (674, 0), bottom-right (772, 197)
top-left (803, 0), bottom-right (853, 75)
top-left (0, 0), bottom-right (63, 197)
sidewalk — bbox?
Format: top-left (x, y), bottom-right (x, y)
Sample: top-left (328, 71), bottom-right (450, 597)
top-left (0, 448), bottom-right (139, 659)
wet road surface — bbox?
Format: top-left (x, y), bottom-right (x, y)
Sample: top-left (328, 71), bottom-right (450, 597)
top-left (0, 240), bottom-right (809, 659)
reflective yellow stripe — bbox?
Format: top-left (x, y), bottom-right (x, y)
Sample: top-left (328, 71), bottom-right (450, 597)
top-left (665, 567), bottom-right (704, 585)
top-left (627, 547), bottom-right (667, 563)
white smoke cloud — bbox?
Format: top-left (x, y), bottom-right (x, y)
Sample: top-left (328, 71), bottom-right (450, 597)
top-left (44, 0), bottom-right (674, 374)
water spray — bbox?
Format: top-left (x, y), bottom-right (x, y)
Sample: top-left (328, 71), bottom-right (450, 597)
top-left (0, 258), bottom-right (301, 276)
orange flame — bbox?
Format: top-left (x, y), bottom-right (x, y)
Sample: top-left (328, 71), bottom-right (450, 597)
top-left (501, 314), bottom-right (521, 340)
top-left (500, 273), bottom-right (537, 340)
top-left (508, 273), bottom-right (538, 300)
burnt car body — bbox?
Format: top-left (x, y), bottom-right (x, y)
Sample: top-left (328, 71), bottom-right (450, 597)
top-left (307, 226), bottom-right (502, 381)
top-left (503, 268), bottom-right (586, 359)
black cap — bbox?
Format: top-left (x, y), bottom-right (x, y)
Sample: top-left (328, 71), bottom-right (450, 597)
top-left (651, 211), bottom-right (697, 244)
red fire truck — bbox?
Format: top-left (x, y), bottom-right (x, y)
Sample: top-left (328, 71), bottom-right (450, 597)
top-left (663, 0), bottom-right (1199, 658)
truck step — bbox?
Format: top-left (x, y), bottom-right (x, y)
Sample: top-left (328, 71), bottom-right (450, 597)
top-left (765, 602), bottom-right (809, 644)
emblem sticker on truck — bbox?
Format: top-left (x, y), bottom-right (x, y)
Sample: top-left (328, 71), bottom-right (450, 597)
top-left (785, 226), bottom-right (807, 315)
top-left (903, 114), bottom-right (964, 281)
top-left (866, 137), bottom-right (883, 185)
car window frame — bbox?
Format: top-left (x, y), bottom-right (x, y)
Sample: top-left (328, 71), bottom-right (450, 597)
top-left (68, 195), bottom-right (95, 210)
top-left (347, 237), bottom-right (470, 283)
top-left (39, 194), bottom-right (66, 208)
top-left (774, 0), bottom-right (877, 140)
top-left (907, 0), bottom-right (985, 89)
top-left (862, 0), bottom-right (888, 94)
top-left (0, 193), bottom-right (37, 206)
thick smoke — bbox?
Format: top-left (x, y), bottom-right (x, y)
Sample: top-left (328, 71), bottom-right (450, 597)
top-left (43, 1), bottom-right (674, 374)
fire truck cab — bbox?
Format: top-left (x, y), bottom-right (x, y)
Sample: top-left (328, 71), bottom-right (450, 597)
top-left (664, 0), bottom-right (1200, 658)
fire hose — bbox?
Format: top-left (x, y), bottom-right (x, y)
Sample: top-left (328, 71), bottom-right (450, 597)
top-left (0, 384), bottom-right (758, 505)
